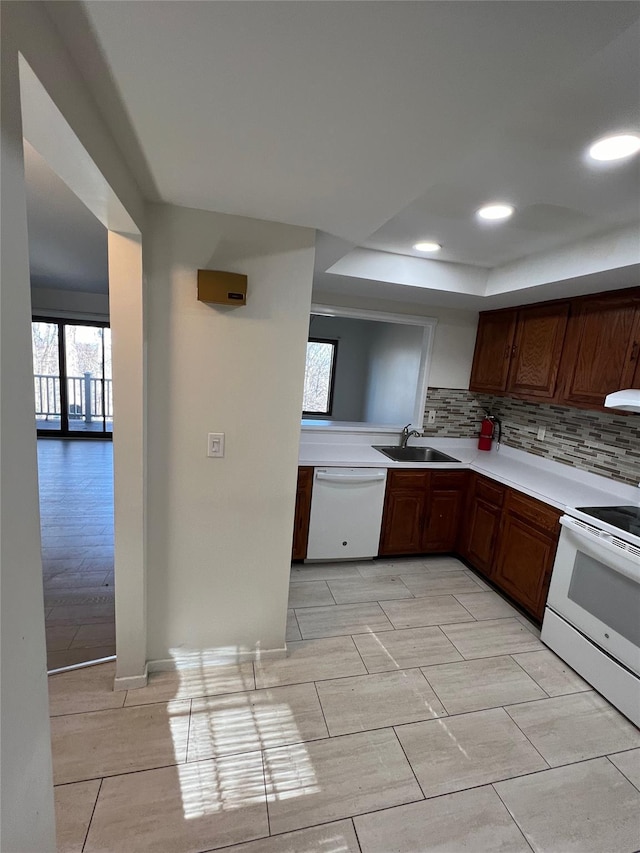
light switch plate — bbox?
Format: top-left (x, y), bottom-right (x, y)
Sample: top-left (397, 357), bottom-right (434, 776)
top-left (207, 432), bottom-right (225, 457)
top-left (537, 426), bottom-right (546, 440)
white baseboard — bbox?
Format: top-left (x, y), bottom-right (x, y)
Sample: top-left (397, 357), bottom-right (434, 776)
top-left (147, 645), bottom-right (288, 673)
top-left (113, 662), bottom-right (149, 692)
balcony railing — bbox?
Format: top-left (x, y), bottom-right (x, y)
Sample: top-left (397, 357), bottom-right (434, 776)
top-left (34, 373), bottom-right (113, 423)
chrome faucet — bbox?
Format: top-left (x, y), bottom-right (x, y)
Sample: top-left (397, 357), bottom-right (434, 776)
top-left (400, 423), bottom-right (421, 448)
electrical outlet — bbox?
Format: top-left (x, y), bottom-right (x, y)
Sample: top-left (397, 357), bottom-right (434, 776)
top-left (207, 432), bottom-right (225, 457)
top-left (537, 426), bottom-right (546, 440)
top-left (427, 410), bottom-right (436, 424)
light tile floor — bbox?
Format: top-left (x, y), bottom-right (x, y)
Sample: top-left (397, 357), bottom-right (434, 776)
top-left (51, 557), bottom-right (640, 852)
top-left (39, 439), bottom-right (115, 670)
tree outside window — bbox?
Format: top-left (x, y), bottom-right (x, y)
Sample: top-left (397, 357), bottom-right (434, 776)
top-left (303, 338), bottom-right (338, 416)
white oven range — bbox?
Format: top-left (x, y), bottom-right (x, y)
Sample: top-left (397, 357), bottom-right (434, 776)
top-left (541, 504), bottom-right (640, 727)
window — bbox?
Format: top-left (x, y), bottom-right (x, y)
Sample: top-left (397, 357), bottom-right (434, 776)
top-left (303, 338), bottom-right (338, 416)
top-left (32, 318), bottom-right (113, 436)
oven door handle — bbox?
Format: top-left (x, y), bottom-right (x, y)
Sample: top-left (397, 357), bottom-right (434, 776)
top-left (560, 516), bottom-right (640, 583)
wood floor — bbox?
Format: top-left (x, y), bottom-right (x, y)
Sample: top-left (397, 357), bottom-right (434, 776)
top-left (38, 438), bottom-right (115, 669)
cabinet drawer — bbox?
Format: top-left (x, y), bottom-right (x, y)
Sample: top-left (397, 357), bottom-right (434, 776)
top-left (431, 471), bottom-right (467, 490)
top-left (387, 470), bottom-right (429, 490)
top-left (474, 476), bottom-right (505, 507)
top-left (506, 491), bottom-right (560, 535)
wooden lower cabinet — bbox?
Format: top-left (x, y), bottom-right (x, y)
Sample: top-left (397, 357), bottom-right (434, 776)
top-left (379, 471), bottom-right (428, 556)
top-left (458, 474), bottom-right (504, 577)
top-left (378, 469), bottom-right (467, 556)
top-left (459, 474), bottom-right (560, 621)
top-left (305, 462), bottom-right (560, 623)
top-left (493, 514), bottom-right (557, 620)
top-left (493, 492), bottom-right (561, 621)
top-left (292, 467), bottom-right (313, 560)
top-left (423, 472), bottom-right (468, 552)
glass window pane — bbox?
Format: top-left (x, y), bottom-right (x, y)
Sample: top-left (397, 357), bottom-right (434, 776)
top-left (65, 324), bottom-right (105, 433)
top-left (103, 327), bottom-right (113, 432)
top-left (568, 553), bottom-right (640, 646)
top-left (32, 321), bottom-right (61, 432)
top-left (303, 340), bottom-right (336, 415)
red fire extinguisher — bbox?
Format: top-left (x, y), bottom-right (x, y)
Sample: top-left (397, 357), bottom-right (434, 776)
top-left (478, 411), bottom-right (500, 451)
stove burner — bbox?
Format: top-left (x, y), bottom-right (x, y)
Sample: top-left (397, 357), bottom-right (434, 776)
top-left (576, 505), bottom-right (640, 538)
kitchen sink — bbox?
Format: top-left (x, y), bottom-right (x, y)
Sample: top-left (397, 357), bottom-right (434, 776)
top-left (372, 446), bottom-right (461, 463)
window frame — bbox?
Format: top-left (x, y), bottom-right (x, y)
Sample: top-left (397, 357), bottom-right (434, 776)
top-left (302, 336), bottom-right (339, 417)
top-left (32, 314), bottom-right (112, 439)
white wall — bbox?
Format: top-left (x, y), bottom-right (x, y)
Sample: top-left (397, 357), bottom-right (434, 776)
top-left (428, 307), bottom-right (478, 389)
top-left (364, 323), bottom-right (424, 424)
top-left (313, 291), bottom-right (478, 390)
top-left (109, 233), bottom-right (147, 685)
top-left (308, 315), bottom-right (371, 420)
top-left (328, 248), bottom-right (488, 295)
top-left (1, 4), bottom-right (145, 848)
top-left (31, 286), bottom-right (110, 320)
top-left (1, 30), bottom-right (56, 853)
top-left (486, 223), bottom-right (640, 297)
top-left (145, 203), bottom-right (315, 664)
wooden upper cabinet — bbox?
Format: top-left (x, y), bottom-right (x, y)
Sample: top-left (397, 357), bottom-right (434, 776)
top-left (633, 337), bottom-right (640, 388)
top-left (559, 294), bottom-right (640, 409)
top-left (469, 310), bottom-right (517, 393)
top-left (506, 303), bottom-right (569, 399)
top-left (628, 312), bottom-right (640, 388)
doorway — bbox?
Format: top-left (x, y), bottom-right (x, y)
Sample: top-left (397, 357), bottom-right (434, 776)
top-left (39, 439), bottom-right (115, 670)
top-left (32, 318), bottom-right (113, 437)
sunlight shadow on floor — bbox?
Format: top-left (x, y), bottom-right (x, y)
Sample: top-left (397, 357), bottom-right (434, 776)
top-left (168, 649), bottom-right (319, 820)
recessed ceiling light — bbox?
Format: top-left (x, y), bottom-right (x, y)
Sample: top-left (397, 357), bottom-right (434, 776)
top-left (413, 241), bottom-right (441, 252)
top-left (588, 133), bottom-right (640, 162)
top-left (476, 203), bottom-right (515, 221)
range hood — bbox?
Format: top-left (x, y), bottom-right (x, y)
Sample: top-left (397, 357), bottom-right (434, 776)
top-left (604, 390), bottom-right (640, 413)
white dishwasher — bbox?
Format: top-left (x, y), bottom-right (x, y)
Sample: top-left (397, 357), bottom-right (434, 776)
top-left (306, 467), bottom-right (387, 561)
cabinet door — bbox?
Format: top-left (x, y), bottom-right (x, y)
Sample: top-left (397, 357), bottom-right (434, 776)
top-left (560, 294), bottom-right (640, 409)
top-left (292, 467), bottom-right (313, 560)
top-left (633, 344), bottom-right (640, 388)
top-left (469, 310), bottom-right (517, 393)
top-left (423, 472), bottom-right (467, 553)
top-left (458, 474), bottom-right (504, 572)
top-left (494, 513), bottom-right (557, 619)
top-left (628, 313), bottom-right (640, 387)
top-left (379, 489), bottom-right (426, 555)
top-left (423, 491), bottom-right (463, 553)
top-left (507, 303), bottom-right (569, 399)
top-left (463, 499), bottom-right (502, 577)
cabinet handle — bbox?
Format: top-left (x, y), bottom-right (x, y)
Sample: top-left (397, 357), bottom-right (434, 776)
top-left (511, 344), bottom-right (518, 357)
top-left (504, 345), bottom-right (511, 360)
top-left (630, 341), bottom-right (639, 362)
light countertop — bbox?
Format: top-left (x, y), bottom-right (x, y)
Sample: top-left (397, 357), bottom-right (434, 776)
top-left (298, 433), bottom-right (639, 513)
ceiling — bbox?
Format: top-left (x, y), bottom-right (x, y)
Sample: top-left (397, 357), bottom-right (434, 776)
top-left (24, 141), bottom-right (108, 293)
top-left (35, 1), bottom-right (640, 306)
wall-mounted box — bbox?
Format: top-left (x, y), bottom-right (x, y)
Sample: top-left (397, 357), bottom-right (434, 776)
top-left (197, 270), bottom-right (247, 306)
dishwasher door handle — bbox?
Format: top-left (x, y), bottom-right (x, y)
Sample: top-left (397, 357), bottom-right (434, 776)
top-left (315, 470), bottom-right (386, 484)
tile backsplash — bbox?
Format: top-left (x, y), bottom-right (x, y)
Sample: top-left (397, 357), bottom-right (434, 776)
top-left (422, 387), bottom-right (640, 487)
